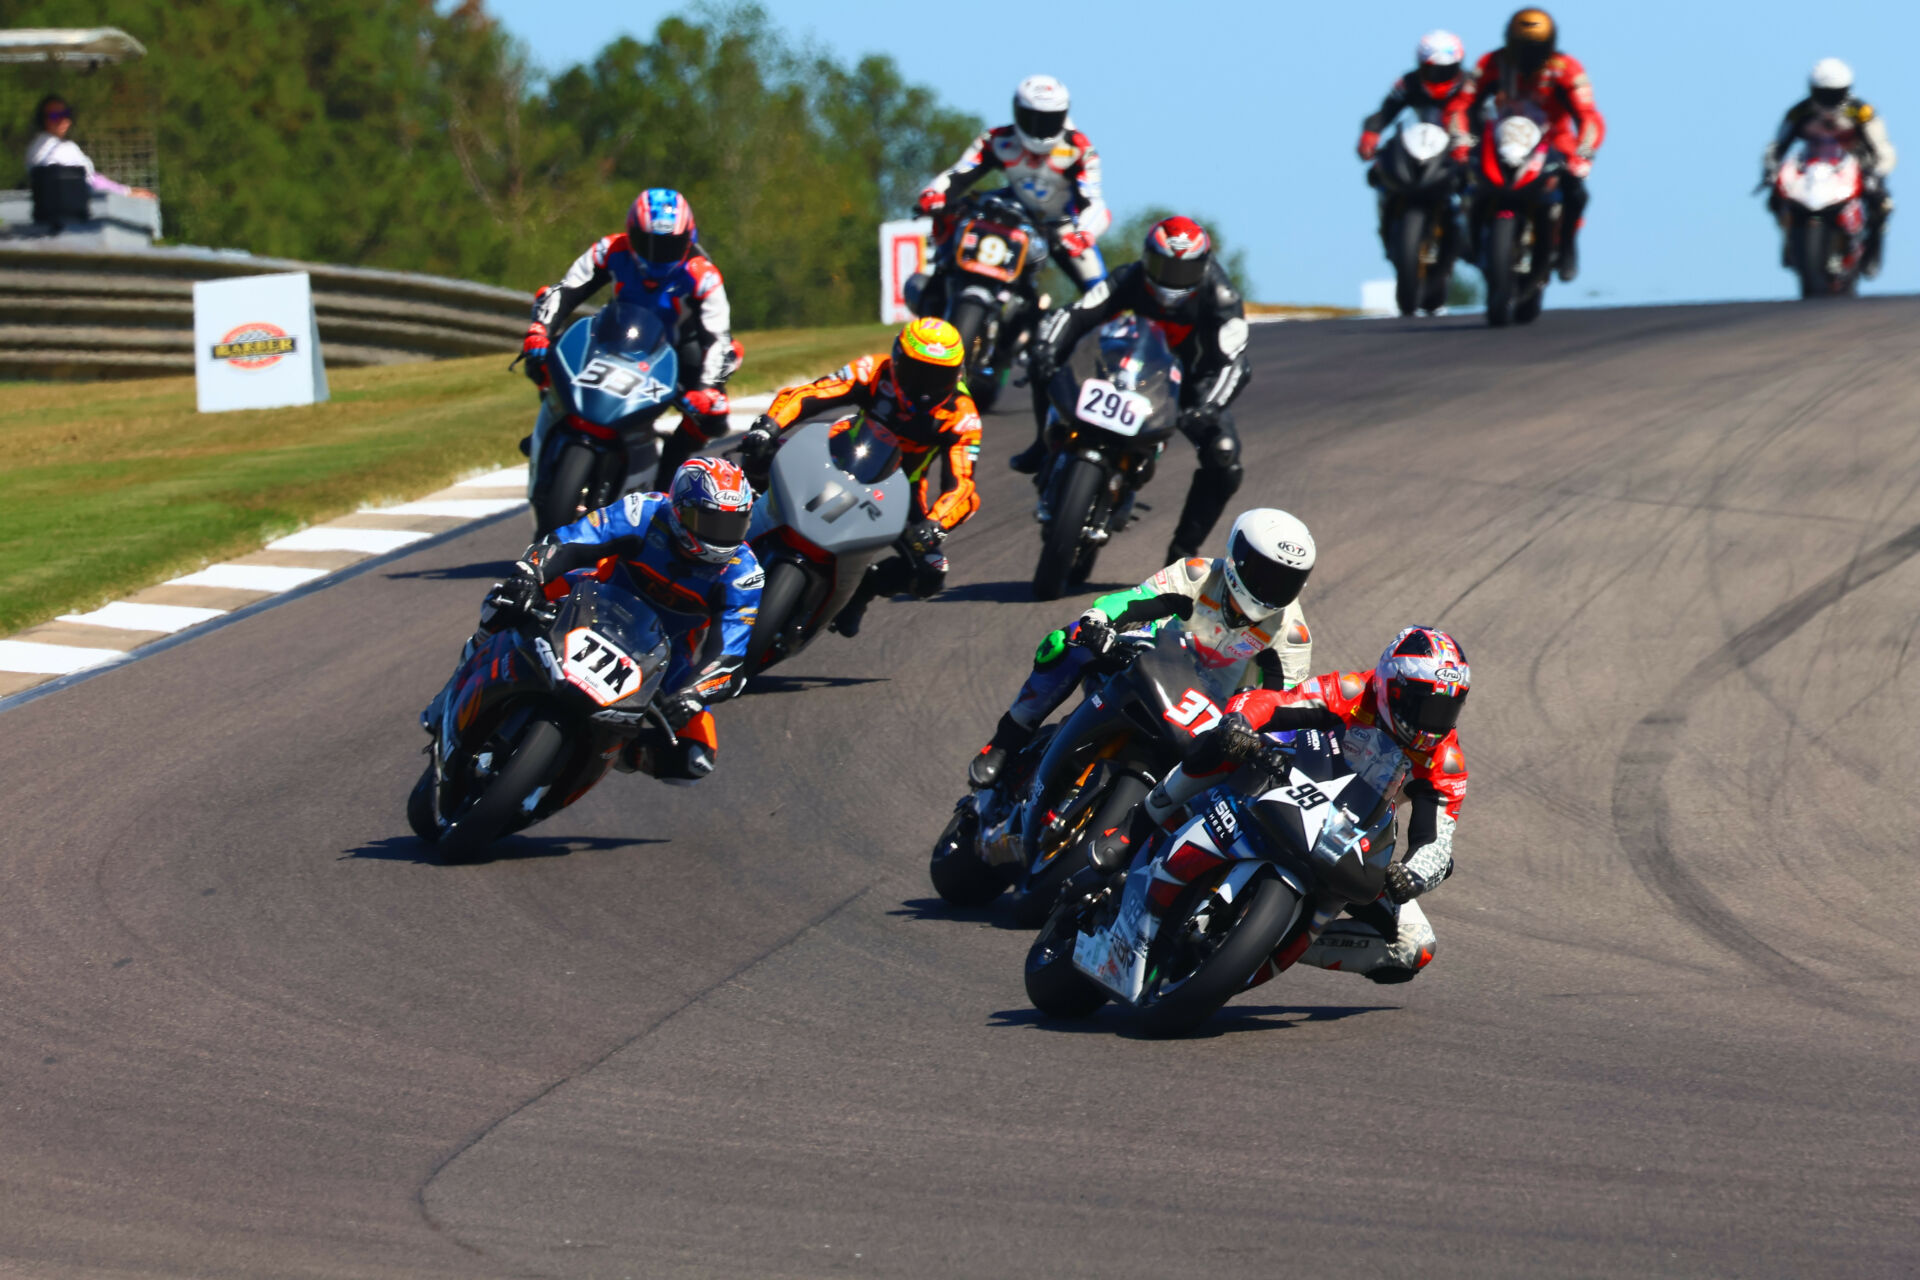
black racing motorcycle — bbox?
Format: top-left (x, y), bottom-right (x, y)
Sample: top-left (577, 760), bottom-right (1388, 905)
top-left (1030, 317), bottom-right (1181, 600)
top-left (409, 577), bottom-right (684, 863)
top-left (906, 188), bottom-right (1050, 413)
top-left (1371, 120), bottom-right (1463, 316)
top-left (930, 625), bottom-right (1242, 927)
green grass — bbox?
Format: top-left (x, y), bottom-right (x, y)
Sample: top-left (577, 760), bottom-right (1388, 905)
top-left (0, 323), bottom-right (895, 636)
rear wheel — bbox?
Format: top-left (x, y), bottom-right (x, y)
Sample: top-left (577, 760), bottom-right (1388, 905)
top-left (435, 714), bottom-right (569, 865)
top-left (1391, 208), bottom-right (1427, 316)
top-left (533, 443), bottom-right (597, 538)
top-left (1484, 216), bottom-right (1518, 327)
top-left (929, 802), bottom-right (1002, 907)
top-left (744, 560), bottom-right (810, 674)
top-left (1024, 905), bottom-right (1108, 1019)
top-left (1033, 456), bottom-right (1104, 601)
top-left (1137, 873), bottom-right (1300, 1038)
top-left (1798, 219), bottom-right (1833, 298)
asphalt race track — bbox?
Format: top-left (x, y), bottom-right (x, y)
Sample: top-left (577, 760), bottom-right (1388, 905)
top-left (2, 301), bottom-right (1917, 1278)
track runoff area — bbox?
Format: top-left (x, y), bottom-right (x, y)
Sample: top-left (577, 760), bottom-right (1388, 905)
top-left (0, 301), bottom-right (1914, 1277)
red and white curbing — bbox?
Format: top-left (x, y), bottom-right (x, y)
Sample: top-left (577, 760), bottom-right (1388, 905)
top-left (0, 395), bottom-right (774, 700)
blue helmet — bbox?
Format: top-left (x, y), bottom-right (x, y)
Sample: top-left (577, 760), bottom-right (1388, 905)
top-left (627, 188), bottom-right (696, 278)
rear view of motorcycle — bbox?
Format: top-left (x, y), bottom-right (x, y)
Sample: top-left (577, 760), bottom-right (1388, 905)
top-left (906, 189), bottom-right (1049, 413)
top-left (526, 300), bottom-right (680, 537)
top-left (1474, 114), bottom-right (1562, 327)
top-left (1373, 121), bottom-right (1462, 316)
top-left (1030, 318), bottom-right (1181, 600)
top-left (1771, 139), bottom-right (1869, 298)
top-left (408, 578), bottom-right (685, 863)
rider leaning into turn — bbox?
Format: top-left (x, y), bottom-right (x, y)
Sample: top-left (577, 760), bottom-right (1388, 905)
top-left (916, 74), bottom-right (1111, 295)
top-left (473, 458), bottom-right (763, 782)
top-left (1359, 30), bottom-right (1476, 255)
top-left (1018, 215), bottom-right (1252, 564)
top-left (968, 508), bottom-right (1318, 793)
top-left (1447, 8), bottom-right (1605, 282)
top-left (1763, 58), bottom-right (1897, 278)
top-left (1128, 625), bottom-right (1471, 985)
top-left (736, 318), bottom-right (983, 638)
top-left (519, 188), bottom-right (745, 478)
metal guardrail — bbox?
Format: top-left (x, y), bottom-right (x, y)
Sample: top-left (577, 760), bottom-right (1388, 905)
top-left (0, 240), bottom-right (529, 379)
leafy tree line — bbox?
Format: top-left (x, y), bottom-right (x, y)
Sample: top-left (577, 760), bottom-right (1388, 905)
top-left (0, 2), bottom-right (981, 327)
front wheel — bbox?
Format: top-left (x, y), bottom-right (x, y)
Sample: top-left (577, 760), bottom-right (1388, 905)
top-left (1024, 905), bottom-right (1108, 1019)
top-left (1137, 873), bottom-right (1300, 1037)
top-left (950, 296), bottom-right (1001, 413)
top-left (1798, 218), bottom-right (1833, 298)
top-left (533, 442), bottom-right (598, 538)
top-left (929, 802), bottom-right (1002, 907)
top-left (1483, 215), bottom-right (1518, 328)
top-left (745, 560), bottom-right (811, 674)
top-left (1390, 207), bottom-right (1428, 316)
top-left (1033, 455), bottom-right (1104, 601)
top-left (435, 713), bottom-right (569, 864)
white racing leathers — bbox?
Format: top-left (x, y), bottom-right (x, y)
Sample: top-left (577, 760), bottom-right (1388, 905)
top-left (921, 124), bottom-right (1112, 288)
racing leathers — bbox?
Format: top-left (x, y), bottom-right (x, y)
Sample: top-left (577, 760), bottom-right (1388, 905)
top-left (752, 354), bottom-right (982, 630)
top-left (1360, 71), bottom-right (1476, 253)
top-left (1764, 96), bottom-right (1897, 276)
top-left (1029, 260), bottom-right (1252, 559)
top-left (918, 125), bottom-right (1111, 291)
top-left (1448, 49), bottom-right (1605, 276)
top-left (527, 234), bottom-right (742, 476)
top-left (471, 491), bottom-right (761, 780)
top-left (1141, 668), bottom-right (1467, 982)
top-left (973, 554), bottom-right (1313, 787)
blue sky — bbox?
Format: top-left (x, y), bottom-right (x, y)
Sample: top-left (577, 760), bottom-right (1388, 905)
top-left (483, 0), bottom-right (1920, 308)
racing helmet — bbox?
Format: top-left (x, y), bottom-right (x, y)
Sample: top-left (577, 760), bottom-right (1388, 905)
top-left (1372, 626), bottom-right (1471, 753)
top-left (1416, 30), bottom-right (1466, 91)
top-left (627, 188), bottom-right (696, 278)
top-left (1505, 8), bottom-right (1557, 73)
top-left (666, 457), bottom-right (755, 564)
top-left (1141, 216), bottom-right (1213, 310)
top-left (1013, 75), bottom-right (1071, 154)
top-left (1219, 509), bottom-right (1316, 627)
top-left (890, 317), bottom-right (966, 409)
top-left (1810, 58), bottom-right (1854, 110)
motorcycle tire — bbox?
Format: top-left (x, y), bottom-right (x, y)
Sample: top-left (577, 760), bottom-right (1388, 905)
top-left (745, 560), bottom-right (810, 673)
top-left (1483, 216), bottom-right (1518, 328)
top-left (1420, 263), bottom-right (1451, 315)
top-left (1033, 455), bottom-right (1103, 601)
top-left (435, 713), bottom-right (568, 865)
top-left (1798, 220), bottom-right (1833, 299)
top-left (407, 765), bottom-right (440, 844)
top-left (1024, 904), bottom-right (1109, 1019)
top-left (950, 297), bottom-right (1001, 413)
top-left (929, 803), bottom-right (1002, 907)
top-left (1137, 872), bottom-right (1300, 1038)
top-left (1392, 209), bottom-right (1427, 316)
top-left (533, 443), bottom-right (598, 539)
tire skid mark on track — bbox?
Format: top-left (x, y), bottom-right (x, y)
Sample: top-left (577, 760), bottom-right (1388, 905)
top-left (414, 885), bottom-right (871, 1259)
top-left (1611, 516), bottom-right (1920, 1009)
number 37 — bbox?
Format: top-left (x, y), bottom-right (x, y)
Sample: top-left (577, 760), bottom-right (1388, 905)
top-left (1164, 688), bottom-right (1222, 735)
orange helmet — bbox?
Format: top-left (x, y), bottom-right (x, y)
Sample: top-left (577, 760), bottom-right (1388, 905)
top-left (890, 317), bottom-right (965, 408)
top-left (1505, 8), bottom-right (1557, 71)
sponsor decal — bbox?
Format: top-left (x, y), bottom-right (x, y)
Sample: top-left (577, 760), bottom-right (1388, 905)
top-left (735, 569), bottom-right (766, 590)
top-left (1204, 798), bottom-right (1240, 847)
top-left (1276, 540), bottom-right (1308, 560)
top-left (211, 322), bottom-right (296, 370)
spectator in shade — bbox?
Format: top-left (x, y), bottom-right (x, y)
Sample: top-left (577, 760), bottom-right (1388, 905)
top-left (25, 95), bottom-right (153, 199)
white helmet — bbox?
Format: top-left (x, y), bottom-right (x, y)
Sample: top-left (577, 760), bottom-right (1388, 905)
top-left (1416, 30), bottom-right (1465, 69)
top-left (1810, 57), bottom-right (1853, 108)
top-left (1220, 509), bottom-right (1316, 625)
top-left (1013, 75), bottom-right (1071, 154)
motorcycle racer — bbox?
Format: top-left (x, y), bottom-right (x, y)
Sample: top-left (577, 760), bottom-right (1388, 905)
top-left (1447, 8), bottom-right (1605, 281)
top-left (968, 509), bottom-right (1317, 794)
top-left (1763, 58), bottom-right (1897, 278)
top-left (1116, 625), bottom-right (1470, 984)
top-left (1018, 216), bottom-right (1250, 564)
top-left (470, 458), bottom-right (762, 781)
top-left (916, 75), bottom-right (1111, 294)
top-left (519, 189), bottom-right (745, 478)
top-left (734, 318), bottom-right (982, 637)
top-left (1360, 30), bottom-right (1475, 261)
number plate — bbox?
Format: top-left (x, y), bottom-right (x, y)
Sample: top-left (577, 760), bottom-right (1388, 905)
top-left (575, 358), bottom-right (670, 402)
top-left (561, 626), bottom-right (643, 705)
top-left (957, 220), bottom-right (1029, 282)
top-left (1074, 378), bottom-right (1152, 437)
top-left (1163, 686), bottom-right (1223, 735)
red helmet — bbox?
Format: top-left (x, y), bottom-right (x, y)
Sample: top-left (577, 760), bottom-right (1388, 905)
top-left (1141, 216), bottom-right (1212, 309)
top-left (1371, 626), bottom-right (1470, 752)
top-left (666, 457), bottom-right (754, 564)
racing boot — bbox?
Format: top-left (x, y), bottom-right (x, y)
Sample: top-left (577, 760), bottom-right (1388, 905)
top-left (967, 712), bottom-right (1034, 790)
top-left (1085, 803), bottom-right (1160, 874)
top-left (1009, 440), bottom-right (1048, 474)
top-left (1556, 224), bottom-right (1580, 283)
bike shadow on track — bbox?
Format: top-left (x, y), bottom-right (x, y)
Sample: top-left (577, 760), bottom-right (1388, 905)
top-left (384, 559), bottom-right (519, 582)
top-left (986, 1002), bottom-right (1397, 1039)
top-left (930, 579), bottom-right (1131, 605)
top-left (339, 834), bottom-right (658, 865)
top-left (741, 674), bottom-right (889, 698)
top-left (891, 896), bottom-right (1037, 932)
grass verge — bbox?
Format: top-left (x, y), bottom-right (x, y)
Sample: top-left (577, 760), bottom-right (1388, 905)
top-left (0, 322), bottom-right (895, 636)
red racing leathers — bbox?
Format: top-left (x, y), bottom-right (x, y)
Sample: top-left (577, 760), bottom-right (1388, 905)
top-left (1447, 49), bottom-right (1605, 173)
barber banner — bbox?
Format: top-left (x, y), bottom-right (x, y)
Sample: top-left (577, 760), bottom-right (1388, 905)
top-left (878, 218), bottom-right (933, 324)
top-left (193, 272), bottom-right (329, 413)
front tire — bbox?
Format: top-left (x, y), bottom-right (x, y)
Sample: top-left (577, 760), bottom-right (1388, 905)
top-left (1798, 219), bottom-right (1833, 298)
top-left (1137, 873), bottom-right (1299, 1037)
top-left (1024, 906), bottom-right (1108, 1019)
top-left (1391, 207), bottom-right (1427, 316)
top-left (929, 802), bottom-right (1002, 907)
top-left (1033, 456), bottom-right (1104, 601)
top-left (745, 560), bottom-right (810, 673)
top-left (435, 714), bottom-right (568, 865)
top-left (1484, 216), bottom-right (1518, 328)
top-left (533, 443), bottom-right (597, 538)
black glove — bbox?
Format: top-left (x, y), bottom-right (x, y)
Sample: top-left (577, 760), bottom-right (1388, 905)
top-left (1028, 344), bottom-right (1057, 386)
top-left (1185, 711), bottom-right (1261, 775)
top-left (1177, 405), bottom-right (1219, 436)
top-left (482, 571), bottom-right (543, 626)
top-left (660, 688), bottom-right (704, 730)
top-left (737, 417), bottom-right (781, 472)
top-left (1385, 862), bottom-right (1424, 905)
top-left (1072, 610), bottom-right (1116, 656)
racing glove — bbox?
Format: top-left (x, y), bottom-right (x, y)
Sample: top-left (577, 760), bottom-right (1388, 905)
top-left (1186, 712), bottom-right (1262, 774)
top-left (1358, 130), bottom-right (1381, 161)
top-left (481, 568), bottom-right (543, 630)
top-left (1073, 609), bottom-right (1116, 656)
top-left (916, 188), bottom-right (946, 216)
top-left (738, 417), bottom-right (781, 468)
top-left (1058, 228), bottom-right (1097, 258)
top-left (661, 688), bottom-right (705, 730)
top-left (520, 322), bottom-right (550, 385)
top-left (904, 518), bottom-right (948, 566)
top-left (1385, 862), bottom-right (1426, 905)
top-left (679, 387), bottom-right (730, 418)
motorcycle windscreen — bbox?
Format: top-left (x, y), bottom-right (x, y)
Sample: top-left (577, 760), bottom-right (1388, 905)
top-left (758, 419), bottom-right (909, 557)
top-left (1135, 623), bottom-right (1240, 735)
top-left (1248, 722), bottom-right (1406, 903)
top-left (555, 303), bottom-right (679, 427)
top-left (1092, 318), bottom-right (1180, 429)
top-left (546, 576), bottom-right (673, 708)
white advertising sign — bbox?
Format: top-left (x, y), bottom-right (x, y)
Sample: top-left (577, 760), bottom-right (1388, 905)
top-left (193, 272), bottom-right (329, 413)
top-left (878, 218), bottom-right (933, 324)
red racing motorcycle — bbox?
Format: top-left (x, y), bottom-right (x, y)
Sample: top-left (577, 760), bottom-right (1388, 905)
top-left (1772, 139), bottom-right (1868, 298)
top-left (1472, 113), bottom-right (1563, 328)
